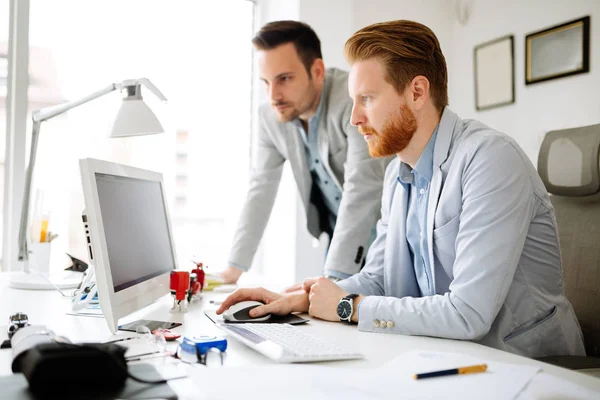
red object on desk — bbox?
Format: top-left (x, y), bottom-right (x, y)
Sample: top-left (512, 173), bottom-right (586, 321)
top-left (191, 261), bottom-right (206, 292)
top-left (170, 271), bottom-right (190, 301)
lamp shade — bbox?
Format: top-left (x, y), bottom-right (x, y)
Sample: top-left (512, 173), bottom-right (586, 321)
top-left (110, 98), bottom-right (164, 138)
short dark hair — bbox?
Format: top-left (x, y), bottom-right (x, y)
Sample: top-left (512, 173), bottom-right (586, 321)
top-left (252, 20), bottom-right (322, 75)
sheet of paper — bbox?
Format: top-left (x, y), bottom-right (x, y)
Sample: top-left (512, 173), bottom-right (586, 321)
top-left (357, 350), bottom-right (541, 400)
top-left (188, 350), bottom-right (542, 400)
top-left (189, 364), bottom-right (380, 400)
top-left (516, 372), bottom-right (600, 400)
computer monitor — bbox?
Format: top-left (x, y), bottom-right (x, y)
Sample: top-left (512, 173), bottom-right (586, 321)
top-left (79, 158), bottom-right (177, 333)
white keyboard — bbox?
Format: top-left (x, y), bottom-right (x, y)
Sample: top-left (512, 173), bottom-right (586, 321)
top-left (218, 323), bottom-right (363, 363)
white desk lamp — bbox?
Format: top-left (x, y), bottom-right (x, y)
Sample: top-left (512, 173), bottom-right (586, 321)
top-left (9, 78), bottom-right (167, 290)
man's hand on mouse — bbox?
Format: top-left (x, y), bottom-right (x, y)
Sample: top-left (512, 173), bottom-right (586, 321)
top-left (216, 287), bottom-right (309, 318)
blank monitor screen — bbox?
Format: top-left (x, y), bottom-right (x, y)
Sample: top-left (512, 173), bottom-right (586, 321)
top-left (95, 173), bottom-right (175, 292)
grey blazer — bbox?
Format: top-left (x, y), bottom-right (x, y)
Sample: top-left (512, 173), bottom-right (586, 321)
top-left (228, 68), bottom-right (391, 276)
top-left (339, 108), bottom-right (585, 358)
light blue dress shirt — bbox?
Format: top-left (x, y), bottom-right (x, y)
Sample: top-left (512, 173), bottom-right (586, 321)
top-left (397, 127), bottom-right (438, 296)
top-left (295, 90), bottom-right (343, 230)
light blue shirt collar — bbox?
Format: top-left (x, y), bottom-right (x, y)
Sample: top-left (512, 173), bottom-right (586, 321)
top-left (398, 125), bottom-right (439, 185)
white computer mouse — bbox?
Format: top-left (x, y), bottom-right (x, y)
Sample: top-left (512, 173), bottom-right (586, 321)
top-left (222, 300), bottom-right (271, 322)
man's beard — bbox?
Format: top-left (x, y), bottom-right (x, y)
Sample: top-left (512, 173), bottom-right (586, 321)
top-left (272, 83), bottom-right (319, 123)
top-left (359, 105), bottom-right (418, 157)
top-left (272, 102), bottom-right (301, 122)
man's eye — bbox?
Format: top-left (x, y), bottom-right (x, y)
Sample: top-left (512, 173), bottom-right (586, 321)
top-left (361, 96), bottom-right (370, 103)
top-left (281, 76), bottom-right (291, 82)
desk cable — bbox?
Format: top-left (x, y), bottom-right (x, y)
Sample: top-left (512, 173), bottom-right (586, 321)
top-left (27, 267), bottom-right (85, 298)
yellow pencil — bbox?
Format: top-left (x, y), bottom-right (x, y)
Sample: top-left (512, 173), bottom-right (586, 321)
top-left (413, 363), bottom-right (488, 380)
top-left (39, 220), bottom-right (48, 243)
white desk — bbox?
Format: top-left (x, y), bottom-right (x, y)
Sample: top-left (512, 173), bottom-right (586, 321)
top-left (1, 272), bottom-right (599, 399)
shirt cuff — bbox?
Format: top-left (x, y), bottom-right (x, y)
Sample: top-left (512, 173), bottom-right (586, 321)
top-left (355, 296), bottom-right (364, 323)
top-left (228, 261), bottom-right (250, 272)
top-left (324, 269), bottom-right (352, 281)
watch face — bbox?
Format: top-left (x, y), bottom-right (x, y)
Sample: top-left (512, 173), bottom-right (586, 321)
top-left (337, 300), bottom-right (352, 320)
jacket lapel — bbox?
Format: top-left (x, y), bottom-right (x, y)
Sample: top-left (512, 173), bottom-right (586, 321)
top-left (317, 73), bottom-right (342, 190)
top-left (426, 108), bottom-right (459, 291)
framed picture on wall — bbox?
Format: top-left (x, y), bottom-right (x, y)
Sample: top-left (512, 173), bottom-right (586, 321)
top-left (525, 16), bottom-right (590, 85)
top-left (474, 35), bottom-right (515, 111)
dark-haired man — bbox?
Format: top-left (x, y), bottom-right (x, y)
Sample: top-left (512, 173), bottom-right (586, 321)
top-left (220, 21), bottom-right (391, 284)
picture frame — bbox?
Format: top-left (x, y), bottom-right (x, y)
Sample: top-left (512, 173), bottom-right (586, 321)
top-left (525, 16), bottom-right (590, 85)
top-left (474, 35), bottom-right (515, 111)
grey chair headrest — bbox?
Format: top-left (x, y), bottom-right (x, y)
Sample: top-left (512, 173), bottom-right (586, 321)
top-left (538, 123), bottom-right (600, 197)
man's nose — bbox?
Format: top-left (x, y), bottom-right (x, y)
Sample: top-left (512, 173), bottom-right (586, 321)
top-left (350, 104), bottom-right (365, 127)
top-left (268, 84), bottom-right (281, 103)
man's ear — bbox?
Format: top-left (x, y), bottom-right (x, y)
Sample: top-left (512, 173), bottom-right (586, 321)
top-left (409, 75), bottom-right (430, 111)
top-left (311, 58), bottom-right (326, 83)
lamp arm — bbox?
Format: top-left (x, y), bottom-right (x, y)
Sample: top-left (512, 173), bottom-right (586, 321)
top-left (18, 120), bottom-right (41, 264)
top-left (18, 83), bottom-right (120, 264)
top-left (33, 83), bottom-right (119, 123)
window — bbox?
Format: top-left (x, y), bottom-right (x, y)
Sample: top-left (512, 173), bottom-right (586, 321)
top-left (0, 0), bottom-right (9, 261)
top-left (27, 1), bottom-right (254, 272)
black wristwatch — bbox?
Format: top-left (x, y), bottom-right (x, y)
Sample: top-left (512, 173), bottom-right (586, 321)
top-left (337, 294), bottom-right (358, 323)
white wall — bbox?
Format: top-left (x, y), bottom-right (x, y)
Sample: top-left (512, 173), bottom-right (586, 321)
top-left (326, 0), bottom-right (600, 165)
top-left (299, 0), bottom-right (354, 70)
top-left (450, 0), bottom-right (600, 164)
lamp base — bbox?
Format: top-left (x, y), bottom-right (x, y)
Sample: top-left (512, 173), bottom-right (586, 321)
top-left (9, 270), bottom-right (82, 290)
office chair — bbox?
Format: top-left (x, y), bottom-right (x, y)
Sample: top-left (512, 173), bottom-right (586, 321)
top-left (537, 123), bottom-right (600, 377)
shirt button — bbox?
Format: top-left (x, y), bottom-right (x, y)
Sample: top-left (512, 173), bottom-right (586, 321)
top-left (387, 321), bottom-right (395, 328)
top-left (335, 197), bottom-right (340, 201)
top-left (379, 321), bottom-right (387, 329)
top-left (419, 188), bottom-right (425, 195)
top-left (373, 319), bottom-right (380, 328)
top-left (315, 159), bottom-right (319, 163)
top-left (324, 180), bottom-right (329, 185)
